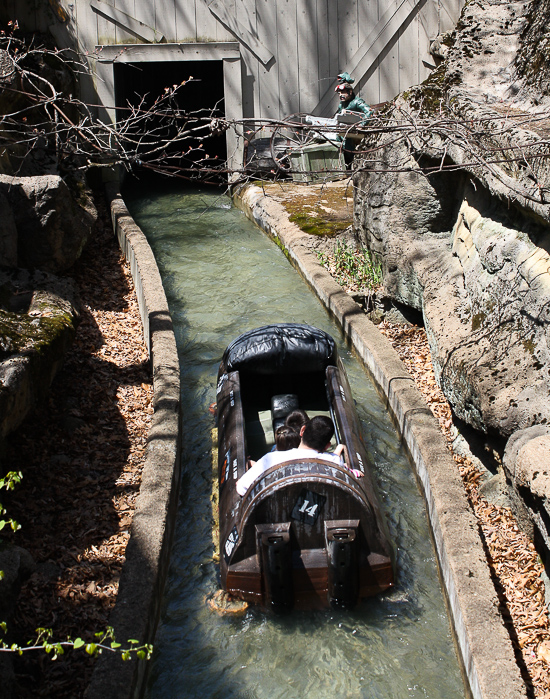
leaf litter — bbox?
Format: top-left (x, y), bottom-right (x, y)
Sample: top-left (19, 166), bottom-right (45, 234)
top-left (378, 319), bottom-right (550, 697)
top-left (3, 191), bottom-right (152, 698)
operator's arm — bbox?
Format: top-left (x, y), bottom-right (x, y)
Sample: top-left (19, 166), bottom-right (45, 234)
top-left (342, 97), bottom-right (372, 119)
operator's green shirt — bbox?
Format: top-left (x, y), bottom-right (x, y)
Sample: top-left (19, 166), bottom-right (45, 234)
top-left (337, 96), bottom-right (372, 119)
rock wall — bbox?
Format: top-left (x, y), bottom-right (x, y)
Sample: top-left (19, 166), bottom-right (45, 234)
top-left (353, 0), bottom-right (550, 552)
top-left (0, 174), bottom-right (96, 273)
top-left (354, 0), bottom-right (550, 441)
top-left (0, 175), bottom-right (95, 447)
top-left (0, 267), bottom-right (80, 441)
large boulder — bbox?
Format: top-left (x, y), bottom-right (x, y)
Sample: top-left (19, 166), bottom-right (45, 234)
top-left (0, 267), bottom-right (79, 441)
top-left (0, 174), bottom-right (96, 273)
top-left (503, 426), bottom-right (550, 544)
top-left (353, 0), bottom-right (550, 439)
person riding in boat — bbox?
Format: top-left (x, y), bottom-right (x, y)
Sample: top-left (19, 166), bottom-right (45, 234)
top-left (269, 409), bottom-right (310, 452)
top-left (274, 425), bottom-right (301, 451)
top-left (284, 409), bottom-right (309, 433)
top-left (237, 416), bottom-right (345, 496)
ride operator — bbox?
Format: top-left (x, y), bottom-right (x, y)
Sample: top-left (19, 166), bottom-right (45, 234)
top-left (335, 72), bottom-right (372, 166)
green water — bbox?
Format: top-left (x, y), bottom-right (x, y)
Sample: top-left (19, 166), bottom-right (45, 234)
top-left (124, 181), bottom-right (465, 699)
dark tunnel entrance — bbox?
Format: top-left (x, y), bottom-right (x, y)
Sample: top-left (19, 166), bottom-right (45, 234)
top-left (114, 60), bottom-right (227, 180)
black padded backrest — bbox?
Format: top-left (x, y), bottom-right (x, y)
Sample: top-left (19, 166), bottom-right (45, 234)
top-left (220, 324), bottom-right (337, 376)
top-left (271, 393), bottom-right (300, 433)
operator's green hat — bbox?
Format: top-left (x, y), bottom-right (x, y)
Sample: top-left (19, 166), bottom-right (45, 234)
top-left (337, 72), bottom-right (354, 85)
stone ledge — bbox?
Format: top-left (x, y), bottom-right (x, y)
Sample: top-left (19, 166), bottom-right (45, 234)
top-left (84, 185), bottom-right (181, 699)
top-left (234, 182), bottom-right (527, 699)
top-left (504, 426), bottom-right (550, 556)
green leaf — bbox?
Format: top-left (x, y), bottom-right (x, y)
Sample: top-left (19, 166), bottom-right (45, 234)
top-left (137, 650), bottom-right (146, 660)
top-left (121, 650), bottom-right (130, 661)
top-left (85, 643), bottom-right (97, 656)
top-left (110, 641), bottom-right (121, 649)
top-left (73, 638), bottom-right (85, 649)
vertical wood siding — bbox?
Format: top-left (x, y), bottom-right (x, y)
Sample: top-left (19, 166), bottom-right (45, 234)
top-left (10, 0), bottom-right (464, 119)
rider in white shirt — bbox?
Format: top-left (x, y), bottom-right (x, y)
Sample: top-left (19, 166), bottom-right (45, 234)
top-left (236, 415), bottom-right (345, 496)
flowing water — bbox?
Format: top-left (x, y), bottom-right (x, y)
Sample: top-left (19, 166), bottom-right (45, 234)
top-left (124, 180), bottom-right (465, 699)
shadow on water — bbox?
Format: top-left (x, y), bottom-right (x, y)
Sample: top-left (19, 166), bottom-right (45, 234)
top-left (123, 178), bottom-right (465, 699)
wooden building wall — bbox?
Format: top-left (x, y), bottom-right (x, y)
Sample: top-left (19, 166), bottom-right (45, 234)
top-left (4, 0), bottom-right (464, 122)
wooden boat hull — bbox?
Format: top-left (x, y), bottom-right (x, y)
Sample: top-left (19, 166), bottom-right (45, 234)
top-left (216, 324), bottom-right (394, 610)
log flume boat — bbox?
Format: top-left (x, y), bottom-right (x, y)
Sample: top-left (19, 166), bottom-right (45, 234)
top-left (216, 323), bottom-right (394, 610)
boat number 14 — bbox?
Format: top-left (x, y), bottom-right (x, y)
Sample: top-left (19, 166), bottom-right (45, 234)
top-left (291, 488), bottom-right (326, 525)
top-left (299, 499), bottom-right (318, 517)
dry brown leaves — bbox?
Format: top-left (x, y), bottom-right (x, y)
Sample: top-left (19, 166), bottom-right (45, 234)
top-left (378, 319), bottom-right (550, 697)
top-left (3, 192), bottom-right (152, 698)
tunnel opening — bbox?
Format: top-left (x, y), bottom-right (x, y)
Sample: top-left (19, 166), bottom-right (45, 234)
top-left (114, 59), bottom-right (227, 182)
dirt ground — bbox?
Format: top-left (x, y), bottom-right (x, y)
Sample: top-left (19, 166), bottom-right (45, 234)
top-left (3, 191), bottom-right (152, 697)
top-left (3, 182), bottom-right (550, 697)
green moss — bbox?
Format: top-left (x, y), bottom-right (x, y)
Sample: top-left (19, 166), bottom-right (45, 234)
top-left (280, 186), bottom-right (353, 237)
top-left (0, 310), bottom-right (74, 360)
top-left (272, 236), bottom-right (292, 261)
top-left (522, 338), bottom-right (536, 354)
top-left (402, 62), bottom-right (462, 117)
top-left (289, 212), bottom-right (349, 237)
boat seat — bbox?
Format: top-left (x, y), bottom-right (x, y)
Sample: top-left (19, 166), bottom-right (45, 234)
top-left (246, 410), bottom-right (274, 457)
top-left (271, 393), bottom-right (300, 434)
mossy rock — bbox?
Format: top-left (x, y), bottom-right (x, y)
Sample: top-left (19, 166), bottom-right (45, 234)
top-left (279, 185), bottom-right (354, 237)
top-left (0, 269), bottom-right (79, 439)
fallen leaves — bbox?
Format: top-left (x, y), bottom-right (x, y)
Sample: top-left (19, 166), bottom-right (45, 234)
top-left (3, 192), bottom-right (152, 698)
top-left (378, 319), bottom-right (550, 697)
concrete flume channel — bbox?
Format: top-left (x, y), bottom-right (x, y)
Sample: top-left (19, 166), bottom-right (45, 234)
top-left (85, 182), bottom-right (526, 699)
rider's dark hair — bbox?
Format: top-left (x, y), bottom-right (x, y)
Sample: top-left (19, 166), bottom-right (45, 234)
top-left (275, 426), bottom-right (301, 451)
top-left (285, 409), bottom-right (309, 432)
top-left (301, 415), bottom-right (334, 452)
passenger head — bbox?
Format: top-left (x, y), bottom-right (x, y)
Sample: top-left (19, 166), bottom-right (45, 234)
top-left (275, 425), bottom-right (301, 451)
top-left (301, 415), bottom-right (334, 452)
top-left (285, 409), bottom-right (309, 433)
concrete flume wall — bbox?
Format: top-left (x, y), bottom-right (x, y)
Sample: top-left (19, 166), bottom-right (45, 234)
top-left (234, 182), bottom-right (528, 699)
top-left (84, 180), bottom-right (526, 699)
top-left (84, 185), bottom-right (181, 699)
